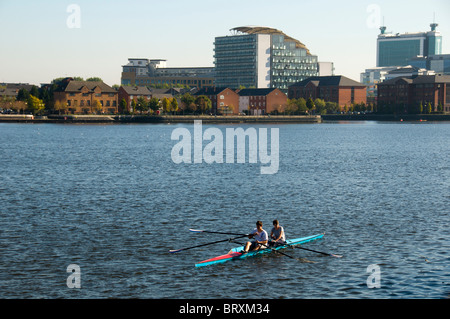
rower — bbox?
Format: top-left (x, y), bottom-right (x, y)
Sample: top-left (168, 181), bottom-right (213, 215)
top-left (269, 219), bottom-right (286, 247)
top-left (241, 221), bottom-right (268, 253)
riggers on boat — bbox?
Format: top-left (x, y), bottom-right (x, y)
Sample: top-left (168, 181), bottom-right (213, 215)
top-left (195, 233), bottom-right (324, 268)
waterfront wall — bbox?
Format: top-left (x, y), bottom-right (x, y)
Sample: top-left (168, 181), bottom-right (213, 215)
top-left (0, 114), bottom-right (321, 124)
top-left (321, 114), bottom-right (450, 122)
top-left (3, 113), bottom-right (449, 123)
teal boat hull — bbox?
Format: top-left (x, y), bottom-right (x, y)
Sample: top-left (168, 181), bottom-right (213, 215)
top-left (195, 233), bottom-right (324, 268)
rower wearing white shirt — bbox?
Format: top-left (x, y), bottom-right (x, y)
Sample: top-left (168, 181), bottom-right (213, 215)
top-left (242, 220), bottom-right (268, 253)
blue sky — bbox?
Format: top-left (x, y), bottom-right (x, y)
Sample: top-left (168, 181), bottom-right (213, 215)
top-left (1, 0), bottom-right (449, 86)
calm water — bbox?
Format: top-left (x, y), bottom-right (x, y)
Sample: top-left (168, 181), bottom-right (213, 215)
top-left (0, 121), bottom-right (449, 299)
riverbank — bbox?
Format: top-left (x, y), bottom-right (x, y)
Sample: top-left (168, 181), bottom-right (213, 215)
top-left (2, 113), bottom-right (449, 124)
top-left (0, 114), bottom-right (322, 124)
top-left (322, 113), bottom-right (450, 122)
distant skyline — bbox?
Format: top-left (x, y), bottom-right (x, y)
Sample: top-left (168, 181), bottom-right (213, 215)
top-left (1, 0), bottom-right (449, 86)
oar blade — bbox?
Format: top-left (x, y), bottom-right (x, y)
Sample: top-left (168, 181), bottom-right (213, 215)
top-left (189, 229), bottom-right (204, 233)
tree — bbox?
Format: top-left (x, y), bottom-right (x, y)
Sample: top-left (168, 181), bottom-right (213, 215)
top-left (306, 98), bottom-right (315, 114)
top-left (30, 86), bottom-right (40, 98)
top-left (136, 96), bottom-right (148, 113)
top-left (131, 99), bottom-right (137, 113)
top-left (86, 77), bottom-right (103, 82)
top-left (119, 98), bottom-right (128, 114)
top-left (195, 95), bottom-right (212, 114)
top-left (296, 98), bottom-right (307, 113)
top-left (162, 97), bottom-right (172, 113)
top-left (27, 95), bottom-right (45, 115)
top-left (93, 100), bottom-right (102, 114)
top-left (314, 98), bottom-right (326, 114)
top-left (54, 100), bottom-right (67, 115)
top-left (181, 93), bottom-right (195, 113)
top-left (17, 88), bottom-right (30, 101)
top-left (437, 101), bottom-right (443, 113)
top-left (148, 97), bottom-right (160, 113)
top-left (419, 102), bottom-right (423, 114)
top-left (171, 97), bottom-right (179, 113)
top-left (325, 101), bottom-right (340, 114)
top-left (285, 99), bottom-right (298, 114)
top-left (426, 102), bottom-right (432, 114)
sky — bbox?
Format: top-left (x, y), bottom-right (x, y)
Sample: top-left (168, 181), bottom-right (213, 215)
top-left (1, 0), bottom-right (449, 86)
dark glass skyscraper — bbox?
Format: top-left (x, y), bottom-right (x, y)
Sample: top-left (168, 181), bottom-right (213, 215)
top-left (377, 23), bottom-right (442, 67)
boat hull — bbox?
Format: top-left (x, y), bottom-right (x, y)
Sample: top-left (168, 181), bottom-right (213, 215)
top-left (195, 233), bottom-right (324, 268)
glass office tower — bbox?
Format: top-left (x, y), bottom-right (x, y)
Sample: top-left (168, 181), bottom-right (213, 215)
top-left (271, 34), bottom-right (318, 91)
top-left (377, 23), bottom-right (442, 67)
top-left (214, 27), bottom-right (318, 91)
top-left (214, 33), bottom-right (267, 89)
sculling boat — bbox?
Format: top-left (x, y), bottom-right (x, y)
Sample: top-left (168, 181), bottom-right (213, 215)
top-left (195, 233), bottom-right (324, 268)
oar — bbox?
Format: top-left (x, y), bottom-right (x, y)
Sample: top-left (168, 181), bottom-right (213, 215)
top-left (169, 234), bottom-right (249, 253)
top-left (190, 229), bottom-right (249, 236)
top-left (294, 245), bottom-right (342, 258)
top-left (258, 243), bottom-right (296, 259)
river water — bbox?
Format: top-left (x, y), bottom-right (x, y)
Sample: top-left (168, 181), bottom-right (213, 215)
top-left (0, 121), bottom-right (449, 299)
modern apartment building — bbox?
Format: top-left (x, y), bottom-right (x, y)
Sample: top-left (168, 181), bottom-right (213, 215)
top-left (121, 58), bottom-right (215, 89)
top-left (214, 26), bottom-right (319, 92)
top-left (377, 23), bottom-right (442, 67)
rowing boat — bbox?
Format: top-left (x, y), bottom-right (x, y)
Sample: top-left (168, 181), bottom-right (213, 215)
top-left (195, 233), bottom-right (324, 268)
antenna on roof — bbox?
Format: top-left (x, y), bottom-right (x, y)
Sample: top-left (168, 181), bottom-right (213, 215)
top-left (379, 16), bottom-right (386, 34)
top-left (430, 12), bottom-right (438, 31)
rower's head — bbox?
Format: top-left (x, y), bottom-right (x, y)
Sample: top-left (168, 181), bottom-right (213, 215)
top-left (273, 219), bottom-right (279, 227)
top-left (256, 220), bottom-right (263, 230)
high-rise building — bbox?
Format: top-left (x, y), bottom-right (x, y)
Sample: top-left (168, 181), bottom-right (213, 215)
top-left (214, 26), bottom-right (319, 92)
top-left (377, 23), bottom-right (442, 67)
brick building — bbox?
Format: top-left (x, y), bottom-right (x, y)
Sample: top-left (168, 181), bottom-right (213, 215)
top-left (237, 88), bottom-right (287, 115)
top-left (377, 74), bottom-right (450, 112)
top-left (193, 87), bottom-right (239, 114)
top-left (54, 80), bottom-right (118, 114)
top-left (118, 86), bottom-right (152, 113)
top-left (288, 75), bottom-right (366, 109)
